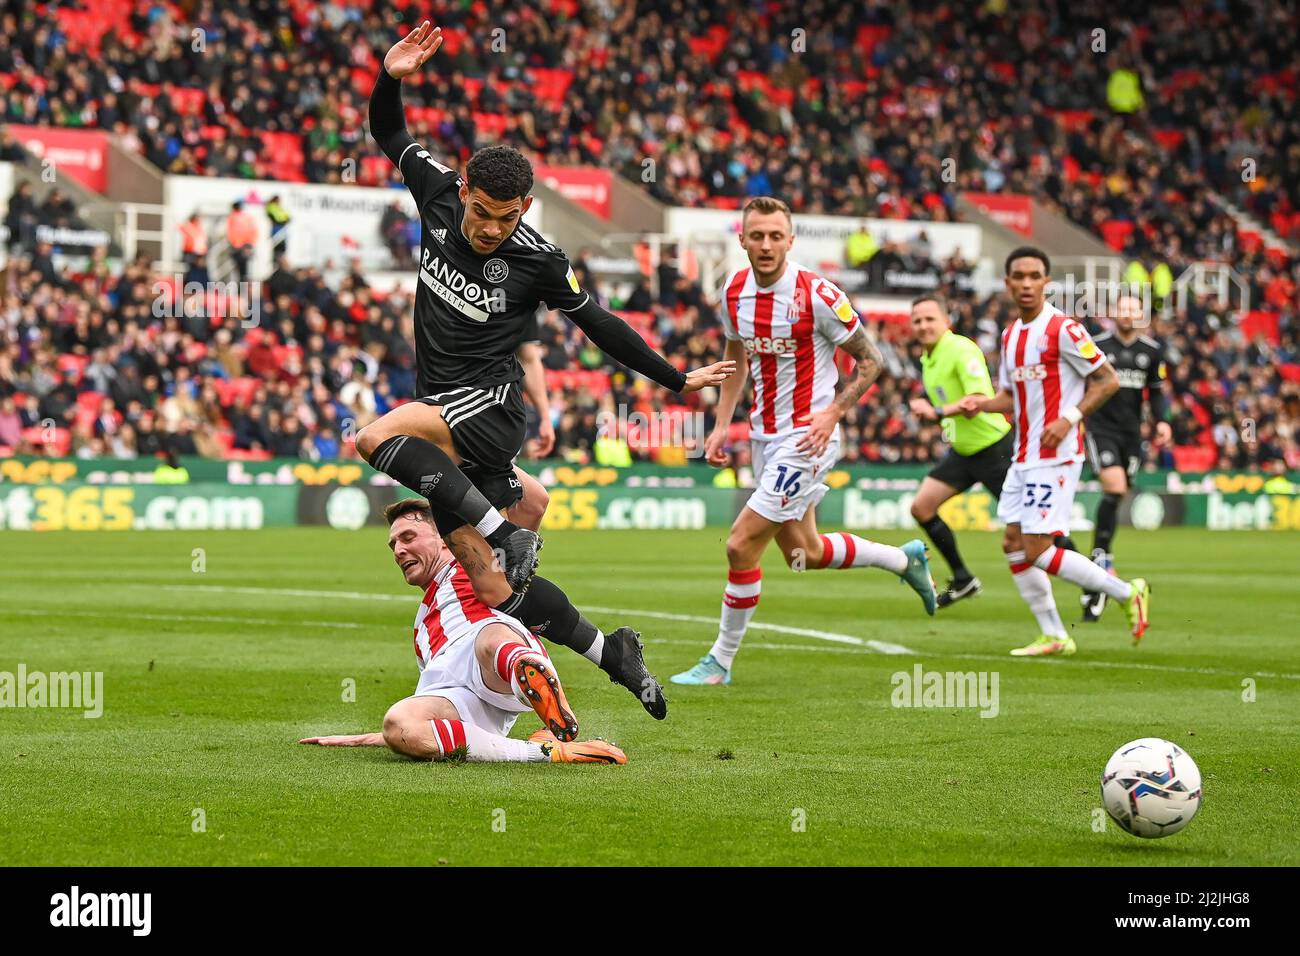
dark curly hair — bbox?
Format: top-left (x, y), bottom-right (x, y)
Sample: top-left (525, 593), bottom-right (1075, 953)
top-left (465, 145), bottom-right (534, 201)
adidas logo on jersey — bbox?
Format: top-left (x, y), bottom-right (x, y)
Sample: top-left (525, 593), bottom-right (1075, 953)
top-left (432, 228), bottom-right (447, 244)
top-left (420, 473), bottom-right (442, 496)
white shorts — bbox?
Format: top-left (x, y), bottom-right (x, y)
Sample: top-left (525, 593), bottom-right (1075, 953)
top-left (996, 460), bottom-right (1083, 535)
top-left (747, 431), bottom-right (839, 524)
top-left (413, 617), bottom-right (546, 737)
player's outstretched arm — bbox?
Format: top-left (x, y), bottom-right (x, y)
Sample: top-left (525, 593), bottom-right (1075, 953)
top-left (369, 21), bottom-right (444, 166)
top-left (563, 297), bottom-right (733, 393)
top-left (299, 733), bottom-right (386, 746)
top-left (796, 325), bottom-right (882, 456)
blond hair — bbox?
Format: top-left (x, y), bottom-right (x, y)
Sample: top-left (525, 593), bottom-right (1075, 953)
top-left (742, 196), bottom-right (793, 227)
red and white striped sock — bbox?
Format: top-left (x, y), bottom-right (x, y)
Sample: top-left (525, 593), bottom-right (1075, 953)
top-left (428, 718), bottom-right (547, 763)
top-left (1034, 546), bottom-right (1133, 601)
top-left (494, 640), bottom-right (552, 708)
top-left (1007, 550), bottom-right (1066, 638)
top-left (815, 532), bottom-right (908, 574)
top-left (709, 567), bottom-right (761, 670)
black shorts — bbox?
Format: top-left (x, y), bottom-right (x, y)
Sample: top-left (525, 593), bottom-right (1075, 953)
top-left (928, 431), bottom-right (1014, 498)
top-left (1085, 426), bottom-right (1142, 484)
top-left (417, 382), bottom-right (526, 535)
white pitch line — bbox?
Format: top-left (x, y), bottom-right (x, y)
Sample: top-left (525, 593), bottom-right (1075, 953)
top-left (156, 584), bottom-right (915, 654)
top-left (2, 607), bottom-right (361, 630)
top-left (150, 584), bottom-right (1300, 680)
top-left (582, 605), bottom-right (915, 655)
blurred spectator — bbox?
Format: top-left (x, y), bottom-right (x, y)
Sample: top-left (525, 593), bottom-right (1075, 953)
top-left (226, 201), bottom-right (258, 283)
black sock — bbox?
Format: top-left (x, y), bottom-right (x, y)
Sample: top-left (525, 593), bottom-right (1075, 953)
top-left (1094, 492), bottom-right (1121, 555)
top-left (496, 575), bottom-right (603, 663)
top-left (370, 435), bottom-right (517, 543)
top-left (920, 515), bottom-right (969, 581)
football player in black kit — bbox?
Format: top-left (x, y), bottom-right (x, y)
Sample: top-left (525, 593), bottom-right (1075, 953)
top-left (355, 22), bottom-right (734, 720)
top-left (1081, 294), bottom-right (1171, 622)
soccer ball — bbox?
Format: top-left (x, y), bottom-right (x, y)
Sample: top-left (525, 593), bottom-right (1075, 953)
top-left (1101, 738), bottom-right (1202, 838)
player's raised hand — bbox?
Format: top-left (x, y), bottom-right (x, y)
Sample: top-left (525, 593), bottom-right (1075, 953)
top-left (795, 406), bottom-right (840, 457)
top-left (681, 360), bottom-right (736, 393)
top-left (384, 20), bottom-right (443, 79)
top-left (704, 426), bottom-right (730, 466)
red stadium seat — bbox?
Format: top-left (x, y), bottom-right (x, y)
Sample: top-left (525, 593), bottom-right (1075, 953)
top-left (168, 86), bottom-right (207, 117)
top-left (1100, 219), bottom-right (1134, 252)
top-left (21, 426), bottom-right (72, 457)
top-left (1239, 310), bottom-right (1281, 345)
top-left (1172, 445), bottom-right (1217, 472)
top-left (77, 390), bottom-right (106, 413)
top-left (1152, 129), bottom-right (1185, 151)
top-left (1054, 110), bottom-right (1094, 132)
top-left (58, 354), bottom-right (90, 384)
top-left (855, 25), bottom-right (891, 60)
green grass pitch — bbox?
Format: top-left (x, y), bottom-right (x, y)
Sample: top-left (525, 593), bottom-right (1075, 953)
top-left (2, 526), bottom-right (1297, 866)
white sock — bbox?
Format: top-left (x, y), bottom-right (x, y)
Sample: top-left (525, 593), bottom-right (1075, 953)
top-left (582, 629), bottom-right (604, 666)
top-left (1036, 546), bottom-right (1133, 601)
top-left (818, 532), bottom-right (908, 574)
top-left (709, 567), bottom-right (761, 670)
top-left (1008, 551), bottom-right (1066, 638)
top-left (475, 509), bottom-right (505, 538)
top-left (429, 718), bottom-right (547, 762)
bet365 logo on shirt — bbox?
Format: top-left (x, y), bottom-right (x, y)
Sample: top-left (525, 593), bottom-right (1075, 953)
top-left (1009, 364), bottom-right (1048, 381)
top-left (744, 335), bottom-right (798, 355)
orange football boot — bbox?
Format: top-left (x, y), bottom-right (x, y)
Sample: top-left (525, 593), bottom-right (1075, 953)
top-left (544, 738), bottom-right (627, 765)
top-left (515, 655), bottom-right (579, 741)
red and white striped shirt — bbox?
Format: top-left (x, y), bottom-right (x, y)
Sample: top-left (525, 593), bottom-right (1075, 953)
top-left (412, 559), bottom-right (503, 668)
top-left (718, 261), bottom-right (861, 441)
top-left (997, 303), bottom-right (1108, 466)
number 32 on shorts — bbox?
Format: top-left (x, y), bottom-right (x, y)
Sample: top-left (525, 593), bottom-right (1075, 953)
top-left (773, 464), bottom-right (802, 496)
top-left (1022, 482), bottom-right (1053, 508)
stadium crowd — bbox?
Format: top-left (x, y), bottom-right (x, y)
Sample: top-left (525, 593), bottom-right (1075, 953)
top-left (1, 1), bottom-right (1294, 243)
top-left (0, 0), bottom-right (1296, 472)
top-left (2, 234), bottom-right (1297, 473)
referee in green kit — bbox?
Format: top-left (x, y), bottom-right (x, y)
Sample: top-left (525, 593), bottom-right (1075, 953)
top-left (906, 294), bottom-right (1015, 607)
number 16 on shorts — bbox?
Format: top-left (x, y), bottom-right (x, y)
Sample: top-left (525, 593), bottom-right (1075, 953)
top-left (773, 464), bottom-right (802, 496)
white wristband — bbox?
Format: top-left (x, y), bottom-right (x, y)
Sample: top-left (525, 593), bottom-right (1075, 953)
top-left (1062, 406), bottom-right (1083, 425)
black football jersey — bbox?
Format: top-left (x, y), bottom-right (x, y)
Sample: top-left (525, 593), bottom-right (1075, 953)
top-left (1087, 330), bottom-right (1166, 433)
top-left (394, 143), bottom-right (589, 395)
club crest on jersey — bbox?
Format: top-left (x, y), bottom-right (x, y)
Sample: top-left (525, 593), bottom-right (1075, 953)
top-left (483, 258), bottom-right (509, 283)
